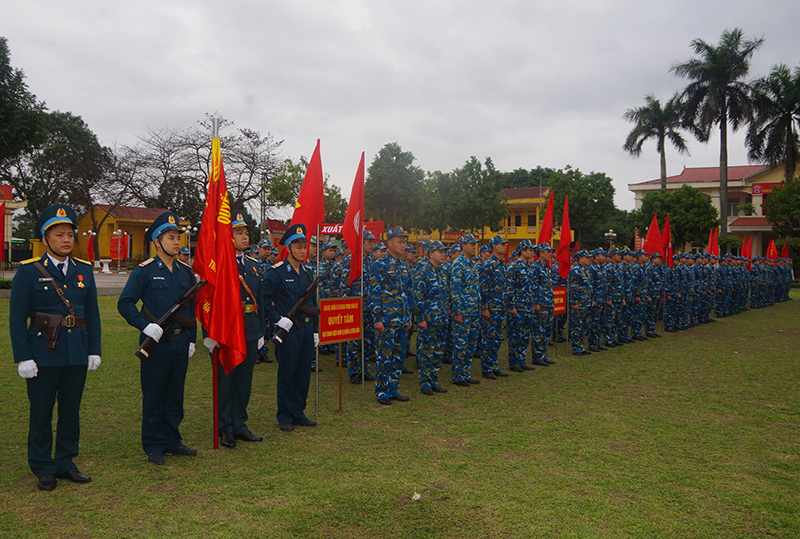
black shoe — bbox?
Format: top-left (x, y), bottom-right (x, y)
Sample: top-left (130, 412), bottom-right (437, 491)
top-left (420, 387), bottom-right (434, 396)
top-left (509, 365), bottom-right (525, 372)
top-left (533, 361), bottom-right (549, 366)
top-left (605, 342), bottom-right (616, 348)
top-left (708, 319), bottom-right (716, 323)
top-left (596, 346), bottom-right (607, 351)
top-left (37, 474), bottom-right (57, 491)
top-left (482, 371), bottom-right (497, 380)
top-left (406, 351), bottom-right (416, 357)
top-left (263, 356), bottom-right (273, 363)
top-left (431, 385), bottom-right (448, 393)
top-left (350, 374), bottom-right (362, 384)
top-left (571, 352), bottom-right (583, 356)
top-left (220, 431), bottom-right (236, 448)
top-left (582, 350), bottom-right (592, 355)
top-left (293, 417), bottom-right (317, 427)
top-left (235, 430), bottom-right (263, 442)
top-left (148, 453), bottom-right (165, 465)
top-left (557, 337), bottom-right (567, 343)
top-left (166, 445), bottom-right (198, 456)
top-left (544, 359), bottom-right (555, 365)
top-left (56, 468), bottom-right (91, 483)
top-left (589, 347), bottom-right (602, 352)
top-left (390, 394), bottom-right (410, 402)
top-left (279, 423), bottom-right (294, 432)
top-left (364, 373), bottom-right (375, 381)
top-left (521, 364), bottom-right (536, 371)
top-left (453, 380), bottom-right (470, 387)
top-left (254, 357), bottom-right (263, 364)
top-left (466, 378), bottom-right (480, 384)
top-left (472, 352), bottom-right (481, 358)
top-left (401, 366), bottom-right (414, 374)
top-left (442, 358), bottom-right (452, 365)
top-left (494, 370), bottom-right (509, 377)
top-left (377, 398), bottom-right (393, 405)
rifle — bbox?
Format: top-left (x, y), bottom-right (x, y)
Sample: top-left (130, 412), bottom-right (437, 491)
top-left (271, 262), bottom-right (336, 346)
top-left (135, 280), bottom-right (206, 361)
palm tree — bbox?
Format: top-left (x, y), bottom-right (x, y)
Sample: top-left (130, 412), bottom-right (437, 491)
top-left (747, 64), bottom-right (800, 181)
top-left (671, 28), bottom-right (764, 238)
top-left (623, 93), bottom-right (690, 190)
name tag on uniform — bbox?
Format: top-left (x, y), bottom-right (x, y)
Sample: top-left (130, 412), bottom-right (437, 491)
top-left (286, 278), bottom-right (295, 283)
top-left (38, 277), bottom-right (53, 282)
top-left (153, 276), bottom-right (166, 280)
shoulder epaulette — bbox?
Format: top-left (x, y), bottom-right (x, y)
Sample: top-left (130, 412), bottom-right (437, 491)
top-left (245, 255), bottom-right (258, 262)
top-left (177, 259), bottom-right (191, 268)
top-left (74, 257), bottom-right (92, 266)
top-left (20, 257), bottom-right (40, 265)
top-left (270, 261), bottom-right (284, 269)
top-left (139, 258), bottom-right (155, 267)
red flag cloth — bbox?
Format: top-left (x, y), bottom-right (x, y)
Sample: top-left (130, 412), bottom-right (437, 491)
top-left (767, 239), bottom-right (778, 260)
top-left (781, 241), bottom-right (790, 258)
top-left (343, 152), bottom-right (365, 286)
top-left (0, 201), bottom-right (5, 262)
top-left (662, 214), bottom-right (673, 267)
top-left (87, 232), bottom-right (95, 261)
top-left (537, 191), bottom-right (554, 244)
top-left (712, 227), bottom-right (719, 256)
top-left (556, 195), bottom-right (573, 279)
top-left (706, 228), bottom-right (713, 254)
top-left (289, 139), bottom-right (326, 253)
top-left (194, 138), bottom-right (246, 375)
top-left (643, 213), bottom-right (663, 255)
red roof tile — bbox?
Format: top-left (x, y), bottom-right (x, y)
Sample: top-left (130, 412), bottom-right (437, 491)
top-left (730, 216), bottom-right (771, 227)
top-left (266, 218), bottom-right (288, 232)
top-left (95, 204), bottom-right (179, 222)
top-left (502, 187), bottom-right (549, 199)
top-left (632, 165), bottom-right (766, 186)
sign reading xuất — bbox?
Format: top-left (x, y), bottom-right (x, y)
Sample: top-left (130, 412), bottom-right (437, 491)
top-left (553, 286), bottom-right (566, 315)
top-left (319, 297), bottom-right (362, 344)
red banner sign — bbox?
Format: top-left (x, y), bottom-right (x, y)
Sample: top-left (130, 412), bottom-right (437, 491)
top-left (110, 233), bottom-right (129, 259)
top-left (752, 182), bottom-right (780, 195)
top-left (553, 286), bottom-right (566, 315)
top-left (318, 220), bottom-right (385, 237)
top-left (319, 297), bottom-right (362, 344)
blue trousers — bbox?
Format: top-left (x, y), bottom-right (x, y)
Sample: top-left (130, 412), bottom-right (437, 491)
top-left (451, 315), bottom-right (479, 383)
top-left (374, 322), bottom-right (408, 400)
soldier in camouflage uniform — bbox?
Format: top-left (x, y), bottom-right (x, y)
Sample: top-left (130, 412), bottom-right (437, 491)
top-left (440, 243), bottom-right (460, 366)
top-left (413, 241), bottom-right (450, 395)
top-left (530, 242), bottom-right (555, 366)
top-left (506, 239), bottom-right (537, 372)
top-left (586, 249), bottom-right (607, 352)
top-left (664, 255), bottom-right (682, 331)
top-left (448, 234), bottom-right (482, 386)
top-left (644, 252), bottom-right (664, 337)
top-left (606, 248), bottom-right (626, 346)
top-left (619, 249), bottom-right (635, 343)
top-left (478, 235), bottom-right (511, 379)
top-left (629, 250), bottom-right (648, 341)
top-left (255, 239), bottom-right (275, 364)
top-left (551, 262), bottom-right (568, 344)
top-left (569, 250), bottom-right (593, 355)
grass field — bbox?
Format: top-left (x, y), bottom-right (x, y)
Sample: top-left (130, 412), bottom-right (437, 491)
top-left (1, 293), bottom-right (799, 538)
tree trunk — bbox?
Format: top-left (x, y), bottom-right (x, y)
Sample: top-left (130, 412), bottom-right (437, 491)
top-left (719, 106), bottom-right (729, 252)
top-left (660, 137), bottom-right (668, 190)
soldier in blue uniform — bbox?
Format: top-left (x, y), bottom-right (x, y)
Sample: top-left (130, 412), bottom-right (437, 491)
top-left (568, 250), bottom-right (593, 355)
top-left (448, 234), bottom-right (482, 386)
top-left (262, 224), bottom-right (319, 430)
top-left (629, 250), bottom-right (648, 340)
top-left (644, 253), bottom-right (664, 337)
top-left (118, 211), bottom-right (198, 465)
top-left (177, 246), bottom-right (191, 265)
top-left (550, 261), bottom-right (568, 344)
top-left (204, 210), bottom-right (265, 448)
top-left (413, 240), bottom-right (450, 395)
top-left (530, 242), bottom-right (555, 366)
top-left (478, 235), bottom-right (511, 379)
top-left (255, 238), bottom-right (274, 364)
top-left (440, 243), bottom-right (460, 366)
top-left (338, 230), bottom-right (376, 384)
top-left (368, 227), bottom-right (412, 404)
top-left (586, 249), bottom-right (607, 352)
top-left (10, 204), bottom-right (102, 491)
top-left (506, 239), bottom-right (537, 372)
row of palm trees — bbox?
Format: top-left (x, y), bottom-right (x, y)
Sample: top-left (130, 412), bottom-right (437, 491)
top-left (623, 28), bottom-right (800, 238)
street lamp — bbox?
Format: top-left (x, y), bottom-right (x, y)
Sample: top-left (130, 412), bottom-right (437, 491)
top-left (112, 229), bottom-right (127, 272)
top-left (604, 229), bottom-right (617, 250)
top-left (181, 224), bottom-right (198, 259)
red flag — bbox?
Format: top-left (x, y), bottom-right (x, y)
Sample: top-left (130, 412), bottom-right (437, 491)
top-left (87, 232), bottom-right (95, 261)
top-left (781, 241), bottom-right (790, 259)
top-left (537, 191), bottom-right (554, 244)
top-left (0, 201), bottom-right (5, 262)
top-left (556, 195), bottom-right (572, 279)
top-left (643, 213), bottom-right (663, 255)
top-left (343, 152), bottom-right (365, 286)
top-left (194, 138), bottom-right (246, 375)
top-left (744, 235), bottom-right (752, 271)
top-left (662, 214), bottom-right (673, 267)
top-left (767, 239), bottom-right (778, 260)
top-left (706, 228), bottom-right (713, 254)
top-left (711, 227), bottom-right (718, 256)
top-left (285, 139), bottom-right (325, 259)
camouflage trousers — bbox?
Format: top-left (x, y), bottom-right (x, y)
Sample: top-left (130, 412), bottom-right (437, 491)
top-left (605, 302), bottom-right (621, 346)
top-left (630, 299), bottom-right (645, 338)
top-left (532, 309), bottom-right (553, 362)
top-left (615, 302), bottom-right (630, 342)
top-left (416, 320), bottom-right (448, 389)
top-left (507, 311), bottom-right (532, 367)
top-left (587, 304), bottom-right (603, 349)
top-left (373, 322), bottom-right (409, 400)
top-left (451, 315), bottom-right (479, 383)
top-left (480, 311), bottom-right (504, 372)
top-left (552, 310), bottom-right (566, 342)
top-left (569, 307), bottom-right (589, 353)
top-left (664, 297), bottom-right (679, 331)
top-left (346, 338), bottom-right (372, 378)
top-left (645, 299), bottom-right (660, 335)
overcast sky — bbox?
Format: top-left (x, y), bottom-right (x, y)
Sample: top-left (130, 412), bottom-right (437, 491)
top-left (4, 1), bottom-right (798, 212)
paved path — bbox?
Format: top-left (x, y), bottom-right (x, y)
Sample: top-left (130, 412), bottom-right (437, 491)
top-left (0, 270), bottom-right (131, 298)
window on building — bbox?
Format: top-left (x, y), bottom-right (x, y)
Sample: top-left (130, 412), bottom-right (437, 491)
top-left (514, 215), bottom-right (522, 227)
top-left (527, 214), bottom-right (536, 226)
top-left (727, 197), bottom-right (740, 217)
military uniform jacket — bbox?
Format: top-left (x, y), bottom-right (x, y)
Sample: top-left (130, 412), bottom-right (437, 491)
top-left (240, 255), bottom-right (266, 341)
top-left (368, 254), bottom-right (411, 326)
top-left (587, 262), bottom-right (606, 304)
top-left (448, 254), bottom-right (481, 317)
top-left (507, 259), bottom-right (534, 313)
top-left (568, 264), bottom-right (592, 308)
top-left (413, 257), bottom-right (449, 325)
top-left (10, 255), bottom-right (101, 366)
top-left (531, 260), bottom-right (554, 308)
top-left (630, 263), bottom-right (646, 299)
top-left (645, 263), bottom-right (664, 301)
top-left (607, 263), bottom-right (624, 303)
top-left (262, 261), bottom-right (318, 328)
top-left (118, 257), bottom-right (197, 343)
top-left (479, 255), bottom-right (508, 312)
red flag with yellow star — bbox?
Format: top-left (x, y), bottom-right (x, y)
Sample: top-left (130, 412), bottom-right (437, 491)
top-left (284, 140), bottom-right (325, 260)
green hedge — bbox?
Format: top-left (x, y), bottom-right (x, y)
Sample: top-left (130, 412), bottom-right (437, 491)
top-left (0, 279), bottom-right (11, 289)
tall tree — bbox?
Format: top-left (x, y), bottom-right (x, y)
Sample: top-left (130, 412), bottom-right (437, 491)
top-left (747, 63), bottom-right (800, 180)
top-left (623, 93), bottom-right (690, 189)
top-left (448, 156), bottom-right (507, 235)
top-left (547, 166), bottom-right (617, 247)
top-left (671, 28), bottom-right (764, 239)
top-left (763, 178), bottom-right (800, 239)
top-left (629, 185), bottom-right (720, 249)
top-left (365, 142), bottom-right (423, 227)
top-left (0, 37), bottom-right (46, 162)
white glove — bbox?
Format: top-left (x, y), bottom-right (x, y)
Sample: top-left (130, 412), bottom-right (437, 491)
top-left (313, 333), bottom-right (320, 347)
top-left (188, 343), bottom-right (196, 358)
top-left (18, 359), bottom-right (38, 379)
top-left (257, 337), bottom-right (265, 349)
top-left (203, 337), bottom-right (218, 354)
top-left (143, 323), bottom-right (163, 342)
top-left (276, 317), bottom-right (293, 332)
top-left (87, 355), bottom-right (101, 371)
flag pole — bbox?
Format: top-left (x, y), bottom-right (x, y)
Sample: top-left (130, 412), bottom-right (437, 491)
top-left (211, 111), bottom-right (220, 450)
top-left (361, 259), bottom-right (365, 406)
top-left (314, 224), bottom-right (320, 418)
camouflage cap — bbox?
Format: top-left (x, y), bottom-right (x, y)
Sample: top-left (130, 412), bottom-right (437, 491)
top-left (459, 233), bottom-right (479, 244)
top-left (426, 240), bottom-right (446, 254)
top-left (489, 234), bottom-right (508, 246)
top-left (535, 242), bottom-right (554, 253)
top-left (386, 226), bottom-right (409, 239)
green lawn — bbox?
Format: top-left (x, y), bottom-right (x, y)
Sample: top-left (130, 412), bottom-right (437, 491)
top-left (1, 293), bottom-right (798, 538)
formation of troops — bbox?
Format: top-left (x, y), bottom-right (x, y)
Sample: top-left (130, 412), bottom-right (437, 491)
top-left (8, 203), bottom-right (795, 491)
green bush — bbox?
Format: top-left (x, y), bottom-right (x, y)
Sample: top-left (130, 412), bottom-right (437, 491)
top-left (0, 279), bottom-right (11, 289)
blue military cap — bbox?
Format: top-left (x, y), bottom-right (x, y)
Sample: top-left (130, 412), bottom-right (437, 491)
top-left (179, 247), bottom-right (190, 255)
top-left (622, 248), bottom-right (632, 256)
top-left (309, 236), bottom-right (318, 245)
top-left (322, 242), bottom-right (335, 251)
top-left (535, 242), bottom-right (554, 253)
top-left (35, 203), bottom-right (79, 239)
top-left (280, 223), bottom-right (307, 245)
top-left (363, 229), bottom-right (376, 241)
top-left (387, 226), bottom-right (409, 239)
top-left (608, 248), bottom-right (621, 255)
top-left (231, 210), bottom-right (250, 229)
top-left (489, 234), bottom-right (508, 246)
top-left (479, 244), bottom-right (492, 254)
top-left (650, 252), bottom-right (663, 259)
top-left (594, 247), bottom-right (607, 256)
top-left (375, 241), bottom-right (387, 250)
top-left (147, 211), bottom-right (182, 243)
top-left (341, 241), bottom-right (349, 250)
top-left (405, 244), bottom-right (417, 253)
top-left (270, 247), bottom-right (278, 255)
top-left (258, 238), bottom-right (272, 248)
top-left (426, 240), bottom-right (446, 254)
top-left (672, 254), bottom-right (680, 260)
top-left (459, 233), bottom-right (479, 244)
top-left (448, 243), bottom-right (461, 255)
top-left (634, 249), bottom-right (644, 257)
top-left (578, 250), bottom-right (592, 258)
top-left (518, 239), bottom-right (535, 250)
